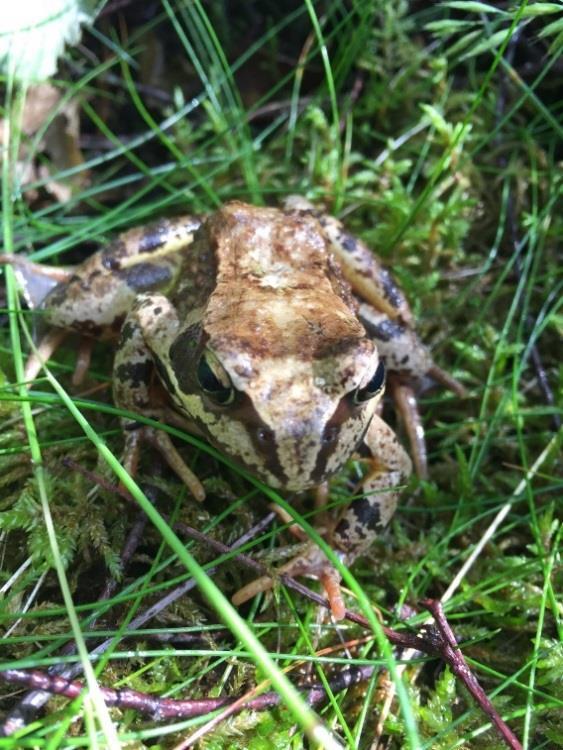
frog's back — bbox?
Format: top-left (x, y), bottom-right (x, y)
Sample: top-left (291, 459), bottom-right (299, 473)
top-left (196, 202), bottom-right (362, 359)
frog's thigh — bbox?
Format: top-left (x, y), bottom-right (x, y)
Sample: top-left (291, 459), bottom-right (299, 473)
top-left (333, 415), bottom-right (412, 556)
top-left (42, 216), bottom-right (200, 334)
top-left (283, 196), bottom-right (411, 322)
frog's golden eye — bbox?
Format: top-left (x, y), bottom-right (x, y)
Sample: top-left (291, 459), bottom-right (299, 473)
top-left (353, 361), bottom-right (385, 404)
top-left (197, 350), bottom-right (235, 405)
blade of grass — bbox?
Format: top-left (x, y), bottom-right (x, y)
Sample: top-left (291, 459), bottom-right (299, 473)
top-left (3, 79), bottom-right (121, 750)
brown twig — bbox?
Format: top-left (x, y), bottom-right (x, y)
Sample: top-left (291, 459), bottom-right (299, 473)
top-left (421, 600), bottom-right (523, 750)
top-left (1, 663), bottom-right (376, 722)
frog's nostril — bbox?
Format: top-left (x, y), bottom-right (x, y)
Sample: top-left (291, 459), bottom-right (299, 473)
top-left (256, 427), bottom-right (275, 444)
top-left (323, 426), bottom-right (339, 445)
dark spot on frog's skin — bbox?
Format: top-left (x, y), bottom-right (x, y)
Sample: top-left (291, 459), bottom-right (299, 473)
top-left (169, 325), bottom-right (204, 393)
top-left (153, 306), bottom-right (163, 316)
top-left (341, 234), bottom-right (358, 253)
top-left (379, 268), bottom-right (403, 308)
top-left (116, 361), bottom-right (152, 389)
top-left (118, 262), bottom-right (172, 292)
top-left (138, 224), bottom-right (167, 253)
top-left (119, 321), bottom-right (136, 343)
top-left (102, 254), bottom-right (121, 271)
top-left (360, 313), bottom-right (403, 343)
top-left (334, 498), bottom-right (381, 549)
top-left (348, 497), bottom-right (381, 530)
top-left (334, 517), bottom-right (351, 544)
top-left (153, 355), bottom-right (177, 397)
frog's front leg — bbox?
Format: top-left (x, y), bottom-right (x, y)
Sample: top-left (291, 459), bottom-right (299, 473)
top-left (358, 300), bottom-right (465, 477)
top-left (333, 414), bottom-right (412, 555)
top-left (232, 416), bottom-right (411, 620)
top-left (113, 293), bottom-right (205, 502)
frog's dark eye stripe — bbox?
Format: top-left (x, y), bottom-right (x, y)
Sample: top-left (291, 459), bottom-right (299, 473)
top-left (353, 361), bottom-right (385, 404)
top-left (197, 350), bottom-right (235, 405)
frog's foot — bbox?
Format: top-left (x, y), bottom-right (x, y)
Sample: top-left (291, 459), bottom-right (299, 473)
top-left (122, 423), bottom-right (206, 502)
top-left (232, 542), bottom-right (347, 620)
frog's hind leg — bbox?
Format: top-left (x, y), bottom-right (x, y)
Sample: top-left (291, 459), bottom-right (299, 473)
top-left (37, 216), bottom-right (202, 336)
top-left (3, 216), bottom-right (201, 382)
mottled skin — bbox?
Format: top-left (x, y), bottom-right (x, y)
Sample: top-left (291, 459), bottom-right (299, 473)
top-left (1, 199), bottom-right (463, 618)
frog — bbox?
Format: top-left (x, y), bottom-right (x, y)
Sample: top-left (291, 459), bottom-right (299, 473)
top-left (1, 197), bottom-right (464, 618)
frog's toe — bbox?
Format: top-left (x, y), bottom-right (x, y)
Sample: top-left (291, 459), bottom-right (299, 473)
top-left (122, 424), bottom-right (206, 502)
top-left (231, 574), bottom-right (276, 608)
top-left (0, 254), bottom-right (73, 309)
top-left (428, 362), bottom-right (466, 398)
top-left (24, 329), bottom-right (68, 383)
top-left (71, 338), bottom-right (94, 386)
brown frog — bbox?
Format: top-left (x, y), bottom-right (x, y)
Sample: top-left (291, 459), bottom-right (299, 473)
top-left (2, 197), bottom-right (463, 617)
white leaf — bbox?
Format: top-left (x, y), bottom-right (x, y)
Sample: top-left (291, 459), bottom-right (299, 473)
top-left (0, 0), bottom-right (100, 83)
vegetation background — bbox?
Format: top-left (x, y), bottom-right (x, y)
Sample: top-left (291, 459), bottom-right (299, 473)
top-left (0, 1), bottom-right (561, 748)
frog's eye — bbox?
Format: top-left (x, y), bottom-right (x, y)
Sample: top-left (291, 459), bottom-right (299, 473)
top-left (353, 361), bottom-right (385, 404)
top-left (197, 350), bottom-right (235, 405)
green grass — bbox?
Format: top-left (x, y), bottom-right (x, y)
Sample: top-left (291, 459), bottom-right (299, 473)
top-left (0, 1), bottom-right (561, 748)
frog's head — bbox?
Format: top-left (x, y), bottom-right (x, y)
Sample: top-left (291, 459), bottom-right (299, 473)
top-left (168, 301), bottom-right (385, 491)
